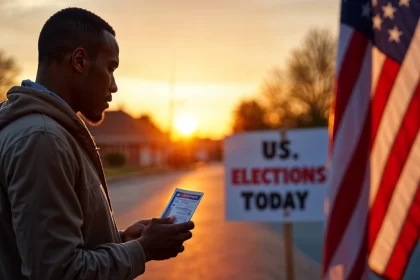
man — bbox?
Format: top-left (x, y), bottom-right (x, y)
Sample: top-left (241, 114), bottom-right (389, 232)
top-left (0, 7), bottom-right (194, 280)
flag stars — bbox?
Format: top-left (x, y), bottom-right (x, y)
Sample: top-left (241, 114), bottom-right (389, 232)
top-left (361, 2), bottom-right (371, 18)
top-left (382, 2), bottom-right (397, 19)
top-left (399, 0), bottom-right (410, 7)
top-left (388, 26), bottom-right (403, 42)
top-left (373, 14), bottom-right (383, 30)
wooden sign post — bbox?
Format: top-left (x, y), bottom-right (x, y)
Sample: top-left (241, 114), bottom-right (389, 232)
top-left (284, 222), bottom-right (295, 280)
top-left (281, 129), bottom-right (295, 280)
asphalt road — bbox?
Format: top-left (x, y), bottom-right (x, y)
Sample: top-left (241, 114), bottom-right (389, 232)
top-left (108, 163), bottom-right (420, 280)
top-left (108, 163), bottom-right (321, 280)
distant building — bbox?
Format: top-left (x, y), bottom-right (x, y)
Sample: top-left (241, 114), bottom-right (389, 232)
top-left (87, 110), bottom-right (169, 167)
top-left (191, 138), bottom-right (223, 162)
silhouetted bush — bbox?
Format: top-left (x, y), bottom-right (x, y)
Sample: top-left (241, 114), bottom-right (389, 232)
top-left (104, 152), bottom-right (126, 167)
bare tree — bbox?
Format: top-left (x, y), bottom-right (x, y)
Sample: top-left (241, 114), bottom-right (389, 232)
top-left (0, 50), bottom-right (20, 101)
top-left (262, 28), bottom-right (336, 128)
top-left (260, 68), bottom-right (296, 128)
top-left (231, 98), bottom-right (271, 133)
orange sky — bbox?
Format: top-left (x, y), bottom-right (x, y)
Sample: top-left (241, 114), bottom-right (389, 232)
top-left (0, 0), bottom-right (340, 139)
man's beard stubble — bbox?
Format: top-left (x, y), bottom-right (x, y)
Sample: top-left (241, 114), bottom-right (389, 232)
top-left (77, 111), bottom-right (105, 126)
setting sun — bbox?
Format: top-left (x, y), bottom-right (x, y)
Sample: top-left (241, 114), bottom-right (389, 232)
top-left (174, 113), bottom-right (198, 136)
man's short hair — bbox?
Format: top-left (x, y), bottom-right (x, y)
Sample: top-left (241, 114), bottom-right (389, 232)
top-left (38, 7), bottom-right (115, 65)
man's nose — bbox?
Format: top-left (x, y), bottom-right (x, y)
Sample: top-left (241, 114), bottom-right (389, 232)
top-left (110, 77), bottom-right (118, 93)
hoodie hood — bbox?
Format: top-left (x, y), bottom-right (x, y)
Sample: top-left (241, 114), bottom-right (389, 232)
top-left (0, 86), bottom-right (97, 148)
top-left (0, 86), bottom-right (112, 203)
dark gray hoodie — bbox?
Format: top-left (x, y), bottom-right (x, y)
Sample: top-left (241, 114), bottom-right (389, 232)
top-left (0, 87), bottom-right (146, 279)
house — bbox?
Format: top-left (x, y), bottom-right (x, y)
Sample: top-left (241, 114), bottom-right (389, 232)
top-left (168, 137), bottom-right (222, 164)
top-left (87, 110), bottom-right (169, 167)
top-left (191, 138), bottom-right (223, 162)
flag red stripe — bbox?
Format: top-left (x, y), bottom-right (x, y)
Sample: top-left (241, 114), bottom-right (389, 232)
top-left (368, 83), bottom-right (420, 252)
top-left (331, 32), bottom-right (369, 144)
top-left (322, 33), bottom-right (370, 273)
top-left (322, 110), bottom-right (371, 274)
top-left (370, 58), bottom-right (401, 148)
top-left (349, 83), bottom-right (420, 278)
top-left (383, 182), bottom-right (420, 280)
top-left (341, 56), bottom-right (416, 280)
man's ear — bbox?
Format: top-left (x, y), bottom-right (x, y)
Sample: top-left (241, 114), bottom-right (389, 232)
top-left (71, 48), bottom-right (89, 74)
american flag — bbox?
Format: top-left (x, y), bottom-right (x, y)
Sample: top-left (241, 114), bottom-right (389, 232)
top-left (323, 0), bottom-right (420, 279)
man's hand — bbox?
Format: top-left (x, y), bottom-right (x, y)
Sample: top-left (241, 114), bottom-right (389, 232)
top-left (137, 217), bottom-right (194, 262)
top-left (121, 219), bottom-right (155, 242)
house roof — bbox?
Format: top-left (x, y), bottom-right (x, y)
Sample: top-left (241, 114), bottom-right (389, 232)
top-left (87, 110), bottom-right (167, 145)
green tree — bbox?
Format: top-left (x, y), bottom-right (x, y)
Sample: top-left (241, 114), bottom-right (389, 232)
top-left (262, 28), bottom-right (336, 128)
top-left (232, 98), bottom-right (271, 133)
top-left (0, 50), bottom-right (20, 101)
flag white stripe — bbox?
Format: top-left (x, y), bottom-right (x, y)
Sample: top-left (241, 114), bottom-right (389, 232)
top-left (324, 33), bottom-right (385, 280)
top-left (369, 133), bottom-right (420, 274)
top-left (324, 41), bottom-right (374, 277)
top-left (326, 169), bottom-right (370, 279)
top-left (325, 264), bottom-right (343, 280)
top-left (369, 22), bottom-right (420, 206)
top-left (325, 42), bottom-right (373, 220)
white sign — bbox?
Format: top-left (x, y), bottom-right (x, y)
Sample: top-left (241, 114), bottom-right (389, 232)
top-left (161, 188), bottom-right (204, 224)
top-left (224, 128), bottom-right (328, 222)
